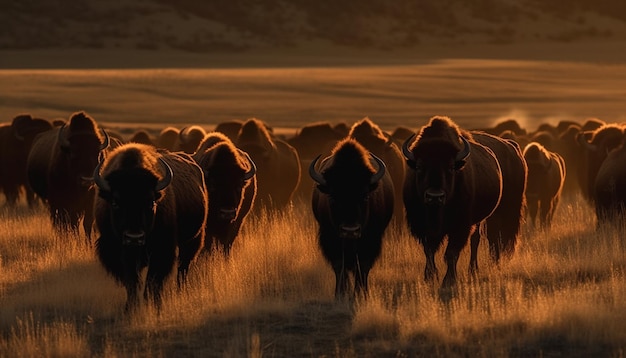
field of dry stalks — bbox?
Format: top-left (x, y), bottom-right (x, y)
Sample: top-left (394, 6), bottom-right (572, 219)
top-left (0, 191), bottom-right (624, 357)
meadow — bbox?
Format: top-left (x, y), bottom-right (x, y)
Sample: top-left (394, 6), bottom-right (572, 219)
top-left (0, 193), bottom-right (625, 357)
top-left (1, 47), bottom-right (626, 357)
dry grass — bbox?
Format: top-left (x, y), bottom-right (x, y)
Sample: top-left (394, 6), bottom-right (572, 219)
top-left (0, 192), bottom-right (624, 357)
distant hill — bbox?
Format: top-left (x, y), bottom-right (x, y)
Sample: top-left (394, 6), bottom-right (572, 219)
top-left (3, 0), bottom-right (626, 52)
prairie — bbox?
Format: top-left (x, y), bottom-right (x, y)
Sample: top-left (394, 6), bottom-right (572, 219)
top-left (1, 44), bottom-right (626, 356)
top-left (0, 194), bottom-right (625, 357)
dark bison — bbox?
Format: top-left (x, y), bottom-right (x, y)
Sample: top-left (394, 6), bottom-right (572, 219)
top-left (577, 123), bottom-right (625, 203)
top-left (26, 111), bottom-right (110, 239)
top-left (236, 118), bottom-right (300, 211)
top-left (287, 121), bottom-right (346, 202)
top-left (193, 132), bottom-right (257, 255)
top-left (403, 116), bottom-right (526, 289)
top-left (176, 125), bottom-right (206, 153)
top-left (214, 120), bottom-right (244, 142)
top-left (523, 142), bottom-right (566, 229)
top-left (157, 126), bottom-right (179, 151)
top-left (94, 143), bottom-right (208, 312)
top-left (128, 130), bottom-right (155, 146)
top-left (310, 138), bottom-right (394, 299)
top-left (348, 117), bottom-right (405, 223)
top-left (0, 114), bottom-right (53, 207)
top-left (593, 135), bottom-right (626, 225)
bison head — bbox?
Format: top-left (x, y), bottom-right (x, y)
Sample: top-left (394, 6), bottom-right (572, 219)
top-left (199, 144), bottom-right (256, 222)
top-left (403, 133), bottom-right (470, 208)
top-left (94, 155), bottom-right (172, 246)
top-left (57, 117), bottom-right (110, 187)
top-left (310, 142), bottom-right (386, 239)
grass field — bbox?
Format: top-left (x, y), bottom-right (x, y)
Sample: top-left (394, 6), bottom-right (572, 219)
top-left (1, 46), bottom-right (626, 356)
top-left (0, 192), bottom-right (624, 357)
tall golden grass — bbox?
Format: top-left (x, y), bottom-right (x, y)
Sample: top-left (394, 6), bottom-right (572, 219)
top-left (0, 193), bottom-right (624, 357)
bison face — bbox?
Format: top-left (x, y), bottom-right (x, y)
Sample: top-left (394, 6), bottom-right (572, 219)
top-left (403, 135), bottom-right (470, 234)
top-left (310, 153), bottom-right (386, 239)
top-left (95, 159), bottom-right (172, 246)
top-left (319, 184), bottom-right (374, 239)
top-left (58, 126), bottom-right (110, 186)
top-left (206, 172), bottom-right (253, 222)
top-left (102, 184), bottom-right (160, 246)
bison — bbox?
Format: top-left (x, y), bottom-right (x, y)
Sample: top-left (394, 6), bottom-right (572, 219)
top-left (26, 111), bottom-right (110, 240)
top-left (577, 123), bottom-right (625, 203)
top-left (402, 116), bottom-right (526, 289)
top-left (94, 143), bottom-right (208, 312)
top-left (593, 135), bottom-right (626, 226)
top-left (157, 126), bottom-right (179, 151)
top-left (310, 138), bottom-right (394, 299)
top-left (286, 121), bottom-right (346, 203)
top-left (236, 118), bottom-right (300, 211)
top-left (193, 132), bottom-right (257, 255)
top-left (348, 117), bottom-right (405, 224)
top-left (176, 125), bottom-right (206, 154)
top-left (523, 142), bottom-right (566, 229)
top-left (0, 114), bottom-right (53, 207)
top-left (214, 120), bottom-right (244, 142)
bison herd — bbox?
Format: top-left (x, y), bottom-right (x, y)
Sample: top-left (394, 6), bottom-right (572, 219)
top-left (1, 111), bottom-right (625, 312)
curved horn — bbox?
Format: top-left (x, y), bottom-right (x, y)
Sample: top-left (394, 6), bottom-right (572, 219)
top-left (99, 129), bottom-right (110, 151)
top-left (401, 134), bottom-right (416, 161)
top-left (577, 131), bottom-right (597, 152)
top-left (456, 136), bottom-right (471, 161)
top-left (93, 160), bottom-right (110, 192)
top-left (239, 150), bottom-right (257, 181)
top-left (178, 126), bottom-right (189, 144)
top-left (57, 124), bottom-right (70, 148)
top-left (155, 158), bottom-right (173, 192)
top-left (369, 153), bottom-right (387, 184)
top-left (308, 155), bottom-right (326, 186)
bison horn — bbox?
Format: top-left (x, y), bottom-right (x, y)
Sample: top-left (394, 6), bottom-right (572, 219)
top-left (309, 154), bottom-right (327, 186)
top-left (155, 158), bottom-right (173, 192)
top-left (93, 160), bottom-right (111, 192)
top-left (401, 134), bottom-right (416, 161)
top-left (456, 136), bottom-right (471, 161)
top-left (178, 126), bottom-right (189, 144)
top-left (369, 153), bottom-right (387, 184)
top-left (577, 131), bottom-right (598, 152)
top-left (57, 124), bottom-right (70, 149)
top-left (99, 129), bottom-right (110, 151)
top-left (239, 150), bottom-right (257, 181)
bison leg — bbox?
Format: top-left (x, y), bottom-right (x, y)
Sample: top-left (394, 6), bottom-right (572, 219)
top-left (421, 235), bottom-right (443, 283)
top-left (468, 223), bottom-right (482, 277)
top-left (354, 266), bottom-right (370, 299)
top-left (442, 228), bottom-right (471, 288)
top-left (333, 265), bottom-right (350, 299)
top-left (177, 236), bottom-right (203, 289)
top-left (124, 282), bottom-right (141, 313)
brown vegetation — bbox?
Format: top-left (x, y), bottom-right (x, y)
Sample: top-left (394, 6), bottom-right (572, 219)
top-left (0, 193), bottom-right (624, 356)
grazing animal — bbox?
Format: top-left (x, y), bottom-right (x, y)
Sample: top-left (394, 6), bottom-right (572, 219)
top-left (128, 130), bottom-right (155, 146)
top-left (403, 116), bottom-right (525, 289)
top-left (348, 117), bottom-right (405, 224)
top-left (0, 114), bottom-right (53, 207)
top-left (214, 120), bottom-right (244, 142)
top-left (593, 136), bottom-right (626, 225)
top-left (577, 124), bottom-right (625, 203)
top-left (26, 111), bottom-right (110, 239)
top-left (94, 143), bottom-right (208, 312)
top-left (287, 121), bottom-right (346, 202)
top-left (176, 125), bottom-right (206, 153)
top-left (236, 118), bottom-right (300, 211)
top-left (523, 142), bottom-right (566, 229)
top-left (310, 138), bottom-right (394, 299)
top-left (193, 132), bottom-right (257, 255)
top-left (157, 126), bottom-right (179, 151)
